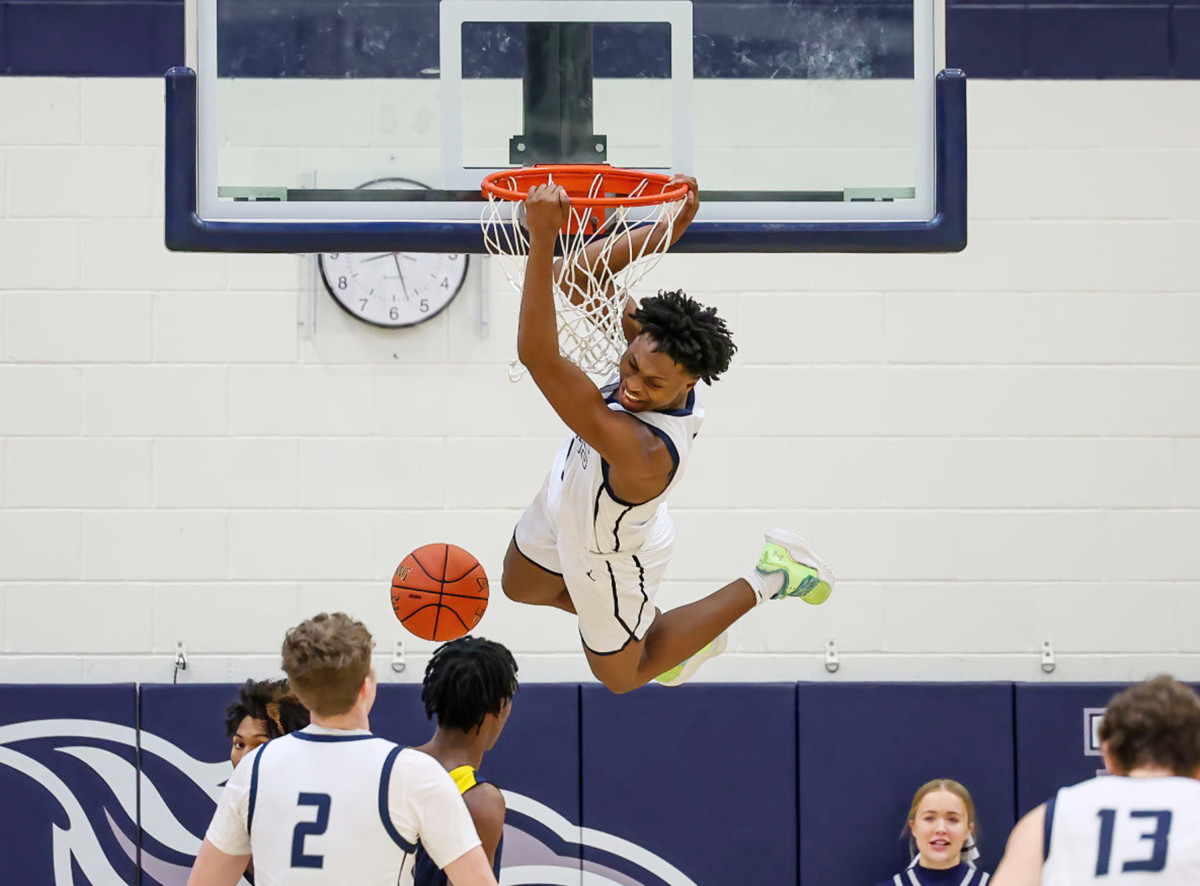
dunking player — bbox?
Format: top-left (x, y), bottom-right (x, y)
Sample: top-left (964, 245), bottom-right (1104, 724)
top-left (413, 636), bottom-right (519, 885)
top-left (188, 612), bottom-right (498, 886)
top-left (992, 675), bottom-right (1200, 885)
top-left (502, 176), bottom-right (836, 693)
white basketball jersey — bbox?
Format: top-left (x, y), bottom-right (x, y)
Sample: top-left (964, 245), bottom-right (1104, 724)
top-left (1043, 776), bottom-right (1200, 885)
top-left (205, 727), bottom-right (481, 886)
top-left (549, 377), bottom-right (704, 555)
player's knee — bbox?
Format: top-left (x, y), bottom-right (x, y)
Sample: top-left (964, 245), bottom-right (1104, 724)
top-left (593, 670), bottom-right (642, 695)
top-left (604, 678), bottom-right (641, 695)
top-left (500, 570), bottom-right (525, 602)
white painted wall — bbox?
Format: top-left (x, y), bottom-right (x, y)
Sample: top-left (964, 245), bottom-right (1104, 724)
top-left (1, 78), bottom-right (1198, 685)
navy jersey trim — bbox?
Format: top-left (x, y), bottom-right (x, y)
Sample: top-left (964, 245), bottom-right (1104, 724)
top-left (379, 745), bottom-right (418, 853)
top-left (291, 731), bottom-right (375, 743)
top-left (631, 555), bottom-right (649, 635)
top-left (641, 424), bottom-right (681, 482)
top-left (510, 533), bottom-right (563, 576)
top-left (600, 459), bottom-right (641, 508)
top-left (657, 387), bottom-right (696, 417)
top-left (561, 438), bottom-right (576, 480)
top-left (580, 631), bottom-right (636, 656)
top-left (605, 560), bottom-right (637, 642)
top-left (247, 740), bottom-right (266, 836)
top-left (1042, 793), bottom-right (1056, 862)
top-left (598, 425), bottom-right (681, 508)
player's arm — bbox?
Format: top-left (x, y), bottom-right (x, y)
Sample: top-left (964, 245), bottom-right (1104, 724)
top-left (554, 175), bottom-right (700, 344)
top-left (463, 783), bottom-right (506, 869)
top-left (989, 803), bottom-right (1046, 886)
top-left (186, 839), bottom-right (250, 886)
top-left (442, 845), bottom-right (499, 886)
top-left (518, 184), bottom-right (668, 474)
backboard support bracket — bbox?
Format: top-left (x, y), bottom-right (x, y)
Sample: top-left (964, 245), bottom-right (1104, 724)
top-left (510, 23), bottom-right (608, 165)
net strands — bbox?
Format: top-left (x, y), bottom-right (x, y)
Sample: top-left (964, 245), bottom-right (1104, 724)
top-left (482, 168), bottom-right (687, 379)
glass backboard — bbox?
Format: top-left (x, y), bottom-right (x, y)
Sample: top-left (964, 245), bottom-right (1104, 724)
top-left (166, 0), bottom-right (966, 252)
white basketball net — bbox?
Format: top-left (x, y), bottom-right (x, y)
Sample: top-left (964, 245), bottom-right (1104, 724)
top-left (482, 171), bottom-right (686, 380)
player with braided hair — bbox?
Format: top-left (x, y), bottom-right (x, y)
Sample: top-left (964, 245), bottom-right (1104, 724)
top-left (503, 177), bottom-right (835, 694)
top-left (413, 636), bottom-right (518, 885)
top-left (224, 678), bottom-right (309, 766)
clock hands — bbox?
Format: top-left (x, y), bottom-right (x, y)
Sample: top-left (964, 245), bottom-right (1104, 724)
top-left (391, 254), bottom-right (411, 300)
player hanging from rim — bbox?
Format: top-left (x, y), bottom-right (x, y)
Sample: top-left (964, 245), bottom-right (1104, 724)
top-left (502, 175), bottom-right (835, 693)
top-left (991, 675), bottom-right (1200, 885)
top-left (188, 612), bottom-right (499, 886)
top-left (413, 636), bottom-right (518, 885)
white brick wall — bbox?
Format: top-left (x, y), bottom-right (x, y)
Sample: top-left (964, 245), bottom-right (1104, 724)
top-left (1, 78), bottom-right (1199, 684)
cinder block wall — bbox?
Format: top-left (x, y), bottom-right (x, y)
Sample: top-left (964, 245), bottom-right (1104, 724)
top-left (1, 78), bottom-right (1198, 684)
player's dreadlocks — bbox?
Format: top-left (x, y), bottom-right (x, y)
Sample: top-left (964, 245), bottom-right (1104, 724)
top-left (224, 678), bottom-right (310, 739)
top-left (632, 289), bottom-right (737, 383)
top-left (422, 636), bottom-right (519, 733)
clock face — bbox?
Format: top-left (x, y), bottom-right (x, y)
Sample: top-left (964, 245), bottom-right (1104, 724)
top-left (317, 177), bottom-right (470, 329)
top-left (318, 250), bottom-right (468, 328)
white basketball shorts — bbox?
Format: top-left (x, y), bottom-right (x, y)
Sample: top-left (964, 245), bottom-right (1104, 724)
top-left (512, 481), bottom-right (674, 655)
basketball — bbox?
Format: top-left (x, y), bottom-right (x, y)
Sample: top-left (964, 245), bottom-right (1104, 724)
top-left (390, 543), bottom-right (489, 641)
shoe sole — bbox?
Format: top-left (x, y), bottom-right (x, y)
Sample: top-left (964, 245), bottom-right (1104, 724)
top-left (764, 528), bottom-right (835, 588)
top-left (656, 632), bottom-right (728, 688)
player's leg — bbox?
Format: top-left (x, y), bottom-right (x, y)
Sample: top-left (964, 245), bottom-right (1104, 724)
top-left (576, 529), bottom-right (834, 693)
top-left (501, 537), bottom-right (576, 613)
top-left (502, 473), bottom-right (577, 613)
top-left (583, 578), bottom-right (756, 693)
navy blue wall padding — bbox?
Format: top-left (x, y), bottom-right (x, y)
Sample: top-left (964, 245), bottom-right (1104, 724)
top-left (580, 683), bottom-right (797, 886)
top-left (0, 684), bottom-right (140, 884)
top-left (139, 681), bottom-right (250, 865)
top-left (303, 683), bottom-right (587, 876)
top-left (1013, 683), bottom-right (1130, 816)
top-left (797, 683), bottom-right (1016, 886)
top-left (3, 0), bottom-right (183, 76)
top-left (1177, 6), bottom-right (1200, 76)
top-left (945, 6), bottom-right (1026, 78)
top-left (1027, 6), bottom-right (1171, 77)
top-left (371, 682), bottom-right (582, 820)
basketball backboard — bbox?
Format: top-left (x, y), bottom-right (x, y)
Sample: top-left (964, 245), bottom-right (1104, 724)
top-left (166, 0), bottom-right (965, 252)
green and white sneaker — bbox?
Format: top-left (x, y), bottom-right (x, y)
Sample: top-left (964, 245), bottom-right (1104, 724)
top-left (654, 632), bottom-right (728, 687)
top-left (756, 529), bottom-right (834, 605)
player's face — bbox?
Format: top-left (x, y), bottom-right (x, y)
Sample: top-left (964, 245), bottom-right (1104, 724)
top-left (616, 335), bottom-right (698, 413)
top-left (230, 716), bottom-right (271, 767)
top-left (910, 791), bottom-right (972, 870)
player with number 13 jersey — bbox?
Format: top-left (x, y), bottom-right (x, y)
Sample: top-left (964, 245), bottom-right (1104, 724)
top-left (992, 676), bottom-right (1200, 886)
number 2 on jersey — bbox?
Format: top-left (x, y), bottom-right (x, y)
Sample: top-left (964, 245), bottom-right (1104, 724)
top-left (1095, 808), bottom-right (1172, 876)
top-left (292, 792), bottom-right (332, 869)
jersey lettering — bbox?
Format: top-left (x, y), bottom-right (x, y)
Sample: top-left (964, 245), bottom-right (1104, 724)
top-left (1095, 808), bottom-right (1172, 876)
top-left (291, 792), bottom-right (332, 869)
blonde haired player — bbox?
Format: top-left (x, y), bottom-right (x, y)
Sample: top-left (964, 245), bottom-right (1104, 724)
top-left (188, 612), bottom-right (497, 886)
top-left (992, 676), bottom-right (1200, 885)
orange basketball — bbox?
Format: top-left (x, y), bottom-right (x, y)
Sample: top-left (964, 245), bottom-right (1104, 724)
top-left (390, 543), bottom-right (489, 641)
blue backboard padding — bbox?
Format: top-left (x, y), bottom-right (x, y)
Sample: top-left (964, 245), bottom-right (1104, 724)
top-left (0, 684), bottom-right (140, 884)
top-left (4, 0), bottom-right (1200, 78)
top-left (580, 683), bottom-right (797, 886)
top-left (797, 683), bottom-right (1015, 885)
